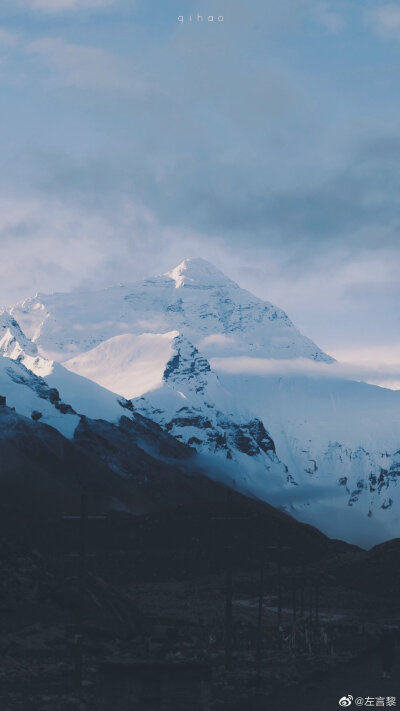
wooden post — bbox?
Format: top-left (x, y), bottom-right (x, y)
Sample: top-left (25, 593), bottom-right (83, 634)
top-left (62, 495), bottom-right (107, 691)
top-left (309, 582), bottom-right (313, 625)
top-left (75, 489), bottom-right (87, 688)
top-left (225, 545), bottom-right (233, 670)
top-left (211, 504), bottom-right (251, 671)
top-left (292, 577), bottom-right (297, 623)
top-left (256, 562), bottom-right (264, 663)
top-left (277, 558), bottom-right (282, 628)
top-left (78, 490), bottom-right (87, 634)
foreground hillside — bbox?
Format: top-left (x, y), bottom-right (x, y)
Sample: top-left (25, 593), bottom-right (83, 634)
top-left (1, 415), bottom-right (399, 710)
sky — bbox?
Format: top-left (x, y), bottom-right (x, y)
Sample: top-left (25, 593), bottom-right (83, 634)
top-left (0, 0), bottom-right (400, 385)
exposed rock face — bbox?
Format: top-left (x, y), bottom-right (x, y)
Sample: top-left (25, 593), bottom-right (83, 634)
top-left (0, 311), bottom-right (38, 360)
top-left (132, 335), bottom-right (289, 495)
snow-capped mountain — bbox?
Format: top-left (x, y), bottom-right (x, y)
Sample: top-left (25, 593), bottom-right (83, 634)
top-left (132, 333), bottom-right (293, 495)
top-left (0, 355), bottom-right (79, 438)
top-left (0, 319), bottom-right (128, 434)
top-left (0, 312), bottom-right (37, 360)
top-left (2, 258), bottom-right (400, 545)
top-left (215, 369), bottom-right (400, 544)
top-left (10, 258), bottom-right (332, 365)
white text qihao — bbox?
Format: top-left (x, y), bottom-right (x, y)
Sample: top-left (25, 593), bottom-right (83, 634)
top-left (178, 14), bottom-right (224, 24)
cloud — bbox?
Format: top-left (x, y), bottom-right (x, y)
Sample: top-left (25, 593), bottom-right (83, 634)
top-left (27, 37), bottom-right (148, 94)
top-left (0, 190), bottom-right (219, 309)
top-left (0, 28), bottom-right (20, 47)
top-left (311, 2), bottom-right (346, 33)
top-left (175, 135), bottom-right (400, 247)
top-left (366, 3), bottom-right (400, 41)
top-left (211, 356), bottom-right (400, 390)
top-left (199, 334), bottom-right (238, 348)
top-left (14, 0), bottom-right (118, 12)
top-left (0, 0), bottom-right (398, 376)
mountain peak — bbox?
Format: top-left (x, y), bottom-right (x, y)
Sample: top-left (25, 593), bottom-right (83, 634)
top-left (9, 258), bottom-right (333, 364)
top-left (0, 310), bottom-right (38, 358)
top-left (164, 258), bottom-right (237, 289)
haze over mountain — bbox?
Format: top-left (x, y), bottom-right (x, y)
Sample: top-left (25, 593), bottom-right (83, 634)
top-left (1, 258), bottom-right (399, 547)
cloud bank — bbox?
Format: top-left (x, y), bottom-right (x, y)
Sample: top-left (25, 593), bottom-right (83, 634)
top-left (211, 356), bottom-right (400, 391)
top-left (14, 0), bottom-right (118, 12)
top-left (0, 0), bottom-right (399, 373)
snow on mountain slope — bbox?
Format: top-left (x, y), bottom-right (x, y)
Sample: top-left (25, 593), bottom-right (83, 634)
top-left (213, 369), bottom-right (400, 545)
top-left (0, 311), bottom-right (129, 428)
top-left (0, 356), bottom-right (79, 438)
top-left (63, 331), bottom-right (179, 399)
top-left (10, 258), bottom-right (332, 365)
top-left (132, 334), bottom-right (295, 497)
top-left (0, 312), bottom-right (38, 359)
top-left (39, 361), bottom-right (127, 424)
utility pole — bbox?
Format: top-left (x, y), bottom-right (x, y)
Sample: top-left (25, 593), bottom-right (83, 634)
top-left (309, 581), bottom-right (313, 625)
top-left (277, 558), bottom-right (282, 628)
top-left (75, 490), bottom-right (87, 689)
top-left (225, 543), bottom-right (233, 670)
top-left (292, 576), bottom-right (297, 623)
top-left (256, 559), bottom-right (265, 664)
top-left (315, 578), bottom-right (319, 626)
top-left (264, 546), bottom-right (292, 630)
top-left (62, 489), bottom-right (107, 689)
top-left (211, 504), bottom-right (250, 671)
top-left (78, 491), bottom-right (87, 634)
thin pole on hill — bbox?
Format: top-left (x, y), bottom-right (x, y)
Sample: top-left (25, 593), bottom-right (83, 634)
top-left (62, 489), bottom-right (107, 689)
top-left (78, 490), bottom-right (87, 636)
top-left (255, 518), bottom-right (266, 664)
top-left (315, 578), bottom-right (319, 625)
top-left (277, 557), bottom-right (282, 628)
top-left (225, 542), bottom-right (233, 670)
top-left (265, 546), bottom-right (292, 630)
top-left (292, 576), bottom-right (297, 623)
top-left (256, 557), bottom-right (265, 663)
top-left (212, 497), bottom-right (251, 671)
top-left (75, 489), bottom-right (87, 688)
